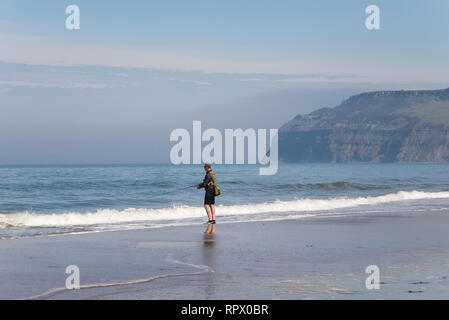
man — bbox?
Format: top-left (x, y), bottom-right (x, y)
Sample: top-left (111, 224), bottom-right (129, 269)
top-left (197, 163), bottom-right (216, 224)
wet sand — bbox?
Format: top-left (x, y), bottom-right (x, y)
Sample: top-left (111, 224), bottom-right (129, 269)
top-left (1, 209), bottom-right (449, 300)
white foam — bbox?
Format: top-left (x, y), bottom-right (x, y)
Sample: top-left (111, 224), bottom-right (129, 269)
top-left (1, 190), bottom-right (449, 229)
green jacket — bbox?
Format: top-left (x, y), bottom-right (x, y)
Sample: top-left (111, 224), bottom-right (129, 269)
top-left (199, 170), bottom-right (216, 192)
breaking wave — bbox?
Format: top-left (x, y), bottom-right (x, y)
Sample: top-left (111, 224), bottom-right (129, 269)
top-left (1, 190), bottom-right (449, 229)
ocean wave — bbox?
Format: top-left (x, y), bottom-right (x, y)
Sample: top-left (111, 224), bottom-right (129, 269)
top-left (1, 190), bottom-right (449, 229)
top-left (9, 179), bottom-right (179, 192)
top-left (273, 181), bottom-right (391, 191)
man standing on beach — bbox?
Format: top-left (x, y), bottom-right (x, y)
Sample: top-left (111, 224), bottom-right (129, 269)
top-left (197, 163), bottom-right (216, 224)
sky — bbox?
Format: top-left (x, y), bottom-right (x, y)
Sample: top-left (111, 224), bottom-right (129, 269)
top-left (1, 0), bottom-right (449, 164)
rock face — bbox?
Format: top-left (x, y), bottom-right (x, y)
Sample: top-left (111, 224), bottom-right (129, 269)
top-left (279, 88), bottom-right (449, 162)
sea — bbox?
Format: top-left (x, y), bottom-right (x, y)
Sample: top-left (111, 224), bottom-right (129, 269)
top-left (1, 163), bottom-right (449, 239)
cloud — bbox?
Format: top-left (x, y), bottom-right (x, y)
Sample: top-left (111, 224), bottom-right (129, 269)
top-left (237, 74), bottom-right (361, 83)
top-left (107, 73), bottom-right (129, 77)
top-left (180, 80), bottom-right (211, 86)
top-left (168, 78), bottom-right (211, 86)
top-left (272, 75), bottom-right (362, 83)
top-left (0, 33), bottom-right (364, 79)
top-left (0, 80), bottom-right (119, 89)
top-left (238, 78), bottom-right (265, 82)
top-left (0, 32), bottom-right (448, 83)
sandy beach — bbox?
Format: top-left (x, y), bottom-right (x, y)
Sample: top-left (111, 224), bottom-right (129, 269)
top-left (1, 207), bottom-right (448, 300)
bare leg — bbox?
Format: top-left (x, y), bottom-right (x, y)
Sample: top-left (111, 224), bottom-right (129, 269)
top-left (210, 204), bottom-right (215, 221)
top-left (204, 204), bottom-right (212, 221)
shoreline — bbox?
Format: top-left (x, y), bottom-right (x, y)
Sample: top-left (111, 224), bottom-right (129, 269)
top-left (1, 209), bottom-right (449, 299)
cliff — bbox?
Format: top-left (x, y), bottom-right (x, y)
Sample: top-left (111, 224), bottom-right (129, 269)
top-left (279, 88), bottom-right (449, 162)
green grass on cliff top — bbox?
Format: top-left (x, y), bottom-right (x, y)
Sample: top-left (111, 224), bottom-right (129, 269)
top-left (395, 101), bottom-right (449, 125)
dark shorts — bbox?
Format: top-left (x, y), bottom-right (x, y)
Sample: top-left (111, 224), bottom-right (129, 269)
top-left (204, 189), bottom-right (215, 205)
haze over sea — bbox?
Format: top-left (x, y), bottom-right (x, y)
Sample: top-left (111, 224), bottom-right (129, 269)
top-left (1, 163), bottom-right (449, 239)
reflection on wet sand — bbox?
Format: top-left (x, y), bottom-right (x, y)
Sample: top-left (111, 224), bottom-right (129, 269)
top-left (203, 224), bottom-right (216, 298)
top-left (204, 223), bottom-right (215, 235)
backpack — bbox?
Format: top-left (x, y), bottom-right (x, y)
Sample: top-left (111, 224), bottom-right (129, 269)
top-left (214, 185), bottom-right (221, 196)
